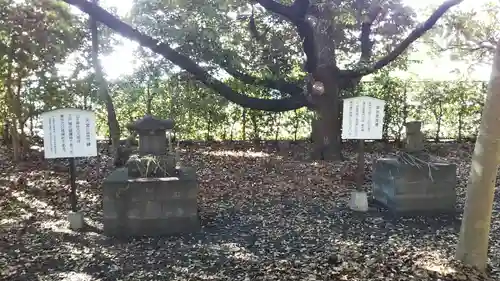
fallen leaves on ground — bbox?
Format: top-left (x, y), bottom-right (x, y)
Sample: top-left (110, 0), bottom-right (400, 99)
top-left (0, 141), bottom-right (498, 281)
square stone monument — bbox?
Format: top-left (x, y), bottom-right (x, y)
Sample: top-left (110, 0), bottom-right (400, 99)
top-left (372, 121), bottom-right (457, 214)
top-left (102, 115), bottom-right (200, 237)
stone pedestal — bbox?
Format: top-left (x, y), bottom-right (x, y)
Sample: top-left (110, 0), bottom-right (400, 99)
top-left (371, 121), bottom-right (457, 214)
top-left (372, 158), bottom-right (457, 213)
top-left (102, 168), bottom-right (199, 237)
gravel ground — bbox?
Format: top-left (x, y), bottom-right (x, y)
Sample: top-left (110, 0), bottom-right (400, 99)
top-left (0, 142), bottom-right (498, 280)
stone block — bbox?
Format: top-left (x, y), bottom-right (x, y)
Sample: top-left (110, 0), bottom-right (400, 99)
top-left (372, 157), bottom-right (457, 214)
top-left (102, 168), bottom-right (200, 237)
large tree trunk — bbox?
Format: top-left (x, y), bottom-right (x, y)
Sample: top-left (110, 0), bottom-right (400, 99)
top-left (309, 8), bottom-right (343, 161)
top-left (310, 73), bottom-right (342, 160)
top-left (90, 0), bottom-right (121, 166)
top-left (455, 39), bottom-right (500, 270)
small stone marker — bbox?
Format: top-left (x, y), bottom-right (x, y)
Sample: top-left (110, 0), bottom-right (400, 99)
top-left (404, 121), bottom-right (425, 152)
top-left (67, 211), bottom-right (84, 230)
top-left (403, 121), bottom-right (429, 160)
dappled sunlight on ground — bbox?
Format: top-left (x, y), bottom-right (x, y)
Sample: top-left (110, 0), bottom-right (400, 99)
top-left (0, 142), bottom-right (497, 280)
top-left (38, 219), bottom-right (74, 234)
top-left (201, 149), bottom-right (273, 158)
top-left (55, 272), bottom-right (94, 281)
top-left (9, 190), bottom-right (61, 216)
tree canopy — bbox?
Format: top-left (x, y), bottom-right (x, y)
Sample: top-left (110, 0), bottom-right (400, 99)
top-left (0, 0), bottom-right (495, 145)
top-left (61, 0), bottom-right (463, 112)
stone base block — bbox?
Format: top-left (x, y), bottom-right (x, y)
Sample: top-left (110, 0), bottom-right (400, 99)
top-left (103, 217), bottom-right (200, 237)
top-left (102, 168), bottom-right (200, 237)
top-left (372, 157), bottom-right (457, 214)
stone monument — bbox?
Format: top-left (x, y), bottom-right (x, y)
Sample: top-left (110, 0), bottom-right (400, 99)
top-left (404, 121), bottom-right (425, 152)
top-left (102, 115), bottom-right (199, 237)
top-left (372, 121), bottom-right (457, 214)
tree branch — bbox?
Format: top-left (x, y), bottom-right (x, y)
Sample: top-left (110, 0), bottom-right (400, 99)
top-left (341, 0), bottom-right (463, 78)
top-left (253, 0), bottom-right (297, 20)
top-left (222, 65), bottom-right (304, 97)
top-left (62, 0), bottom-right (307, 112)
top-left (256, 0), bottom-right (317, 73)
top-left (197, 48), bottom-right (304, 97)
top-left (436, 40), bottom-right (496, 53)
top-left (359, 3), bottom-right (382, 62)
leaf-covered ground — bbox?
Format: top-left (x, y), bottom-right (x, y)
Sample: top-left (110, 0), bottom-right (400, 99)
top-left (0, 141), bottom-right (498, 280)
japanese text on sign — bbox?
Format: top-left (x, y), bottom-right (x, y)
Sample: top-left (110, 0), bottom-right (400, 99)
top-left (76, 115), bottom-right (81, 144)
top-left (341, 96), bottom-right (385, 140)
top-left (42, 109), bottom-right (98, 159)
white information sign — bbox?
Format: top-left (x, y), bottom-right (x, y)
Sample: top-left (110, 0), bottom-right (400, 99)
top-left (341, 96), bottom-right (386, 140)
top-left (42, 108), bottom-right (98, 159)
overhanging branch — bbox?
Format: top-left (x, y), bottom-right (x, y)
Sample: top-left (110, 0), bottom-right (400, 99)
top-left (435, 40), bottom-right (496, 53)
top-left (341, 0), bottom-right (464, 78)
top-left (359, 3), bottom-right (383, 62)
top-left (198, 48), bottom-right (304, 96)
top-left (62, 0), bottom-right (307, 112)
top-left (222, 65), bottom-right (304, 97)
top-left (256, 0), bottom-right (318, 73)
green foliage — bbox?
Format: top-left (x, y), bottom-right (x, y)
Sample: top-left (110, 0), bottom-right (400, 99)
top-left (0, 0), bottom-right (489, 147)
top-left (0, 0), bottom-right (85, 130)
top-left (426, 1), bottom-right (499, 64)
top-left (87, 63), bottom-right (487, 142)
top-left (358, 74), bottom-right (486, 142)
top-left (360, 71), bottom-right (411, 140)
top-left (127, 0), bottom-right (419, 96)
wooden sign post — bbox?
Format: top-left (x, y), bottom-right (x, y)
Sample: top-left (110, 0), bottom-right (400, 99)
top-left (341, 96), bottom-right (386, 212)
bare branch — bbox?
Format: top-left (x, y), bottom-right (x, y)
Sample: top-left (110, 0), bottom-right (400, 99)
top-left (341, 0), bottom-right (464, 78)
top-left (62, 0), bottom-right (308, 112)
top-left (438, 39), bottom-right (496, 52)
top-left (437, 43), bottom-right (495, 53)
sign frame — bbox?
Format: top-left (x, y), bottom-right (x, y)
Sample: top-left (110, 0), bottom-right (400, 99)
top-left (341, 96), bottom-right (386, 140)
top-left (41, 108), bottom-right (98, 159)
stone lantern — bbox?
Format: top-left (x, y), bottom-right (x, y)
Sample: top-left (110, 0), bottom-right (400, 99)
top-left (102, 115), bottom-right (199, 237)
top-left (126, 114), bottom-right (174, 156)
top-left (125, 115), bottom-right (176, 177)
